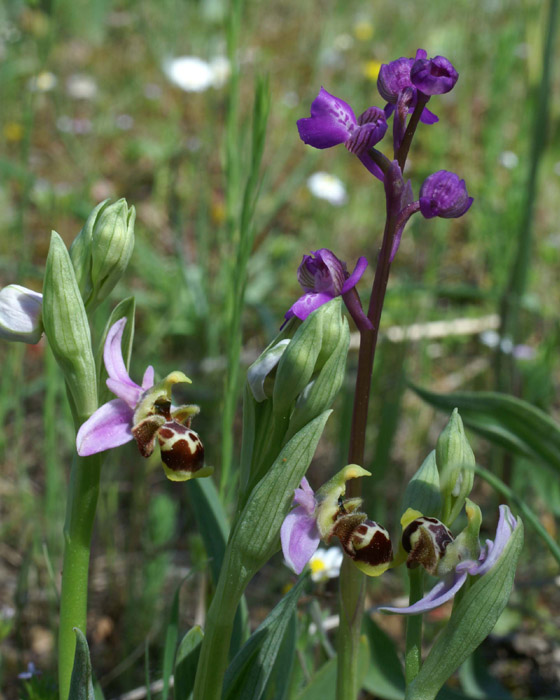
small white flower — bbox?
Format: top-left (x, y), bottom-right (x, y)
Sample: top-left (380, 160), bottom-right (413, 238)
top-left (209, 56), bottom-right (230, 88)
top-left (498, 151), bottom-right (519, 170)
top-left (0, 285), bottom-right (43, 344)
top-left (66, 74), bottom-right (98, 100)
top-left (307, 172), bottom-right (347, 206)
top-left (163, 56), bottom-right (214, 92)
top-left (28, 71), bottom-right (57, 93)
top-left (309, 547), bottom-right (343, 582)
top-left (479, 329), bottom-right (500, 348)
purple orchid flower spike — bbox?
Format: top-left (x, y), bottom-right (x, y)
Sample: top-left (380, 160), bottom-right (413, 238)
top-left (284, 248), bottom-right (368, 324)
top-left (77, 318), bottom-right (213, 482)
top-left (379, 504), bottom-right (520, 615)
top-left (297, 88), bottom-right (388, 180)
top-left (419, 170), bottom-right (473, 219)
top-left (281, 477), bottom-right (321, 574)
top-left (377, 49), bottom-right (458, 152)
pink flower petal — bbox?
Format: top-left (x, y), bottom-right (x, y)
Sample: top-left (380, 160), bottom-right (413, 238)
top-left (104, 319), bottom-right (139, 389)
top-left (281, 506), bottom-right (321, 574)
top-left (76, 399), bottom-right (134, 456)
top-left (142, 365), bottom-right (155, 389)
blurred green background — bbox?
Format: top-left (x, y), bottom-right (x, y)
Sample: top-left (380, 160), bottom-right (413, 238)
top-left (1, 0), bottom-right (559, 697)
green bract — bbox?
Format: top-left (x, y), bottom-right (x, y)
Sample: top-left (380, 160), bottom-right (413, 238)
top-left (436, 409), bottom-right (475, 525)
top-left (42, 231), bottom-right (97, 419)
top-left (70, 198), bottom-right (135, 312)
top-left (401, 449), bottom-right (442, 519)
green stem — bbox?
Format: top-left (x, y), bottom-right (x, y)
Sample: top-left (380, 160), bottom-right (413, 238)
top-left (192, 550), bottom-right (248, 699)
top-left (336, 557), bottom-right (366, 700)
top-left (404, 568), bottom-right (424, 686)
top-left (58, 450), bottom-right (102, 700)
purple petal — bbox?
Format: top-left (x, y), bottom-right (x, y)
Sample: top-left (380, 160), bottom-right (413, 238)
top-left (106, 378), bottom-right (144, 408)
top-left (356, 152), bottom-right (385, 181)
top-left (415, 49), bottom-right (428, 61)
top-left (76, 399), bottom-right (134, 456)
top-left (379, 571), bottom-right (468, 615)
top-left (377, 57), bottom-right (414, 103)
top-left (293, 476), bottom-right (317, 514)
top-left (286, 292), bottom-right (334, 322)
top-left (142, 365), bottom-right (155, 389)
top-left (297, 88), bottom-right (357, 149)
top-left (281, 506), bottom-right (321, 574)
top-left (342, 257), bottom-right (368, 294)
top-left (468, 505), bottom-right (518, 576)
top-left (104, 319), bottom-right (141, 390)
top-left (420, 106), bottom-right (439, 124)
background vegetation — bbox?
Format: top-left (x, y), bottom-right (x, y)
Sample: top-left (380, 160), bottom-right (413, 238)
top-left (0, 0), bottom-right (558, 697)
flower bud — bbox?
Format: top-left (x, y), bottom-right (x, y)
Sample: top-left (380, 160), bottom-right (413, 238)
top-left (43, 231), bottom-right (97, 416)
top-left (419, 171), bottom-right (473, 219)
top-left (401, 450), bottom-right (442, 519)
top-left (402, 513), bottom-right (454, 575)
top-left (0, 285), bottom-right (43, 344)
top-left (436, 409), bottom-right (475, 525)
top-left (70, 199), bottom-right (135, 311)
top-left (411, 55), bottom-right (458, 95)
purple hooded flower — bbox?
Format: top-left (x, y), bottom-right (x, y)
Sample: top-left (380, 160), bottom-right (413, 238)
top-left (419, 170), bottom-right (473, 219)
top-left (377, 49), bottom-right (439, 127)
top-left (284, 248), bottom-right (368, 324)
top-left (379, 505), bottom-right (520, 615)
top-left (77, 318), bottom-right (213, 481)
top-left (297, 88), bottom-right (387, 180)
top-left (281, 477), bottom-right (321, 574)
top-left (411, 55), bottom-right (458, 95)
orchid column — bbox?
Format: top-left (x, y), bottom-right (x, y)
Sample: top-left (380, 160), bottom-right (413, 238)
top-left (294, 49), bottom-right (470, 698)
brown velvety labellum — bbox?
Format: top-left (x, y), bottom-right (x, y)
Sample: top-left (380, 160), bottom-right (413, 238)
top-left (158, 421), bottom-right (205, 473)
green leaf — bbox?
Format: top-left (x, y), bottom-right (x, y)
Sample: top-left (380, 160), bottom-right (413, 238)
top-left (68, 628), bottom-right (95, 700)
top-left (263, 614), bottom-right (297, 700)
top-left (458, 651), bottom-right (513, 699)
top-left (361, 616), bottom-right (406, 700)
top-left (223, 575), bottom-right (307, 700)
top-left (412, 385), bottom-right (560, 474)
top-left (406, 519), bottom-right (524, 700)
top-left (174, 626), bottom-right (204, 700)
top-left (295, 637), bottom-right (369, 700)
top-left (230, 410), bottom-right (332, 574)
top-left (96, 296), bottom-right (136, 404)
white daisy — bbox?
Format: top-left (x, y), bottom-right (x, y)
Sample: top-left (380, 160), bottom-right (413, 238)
top-left (309, 547), bottom-right (343, 582)
top-left (307, 172), bottom-right (347, 206)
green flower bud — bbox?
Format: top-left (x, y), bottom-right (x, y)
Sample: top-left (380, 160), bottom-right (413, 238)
top-left (436, 409), bottom-right (475, 525)
top-left (43, 231), bottom-right (97, 418)
top-left (401, 450), bottom-right (442, 519)
top-left (70, 198), bottom-right (135, 311)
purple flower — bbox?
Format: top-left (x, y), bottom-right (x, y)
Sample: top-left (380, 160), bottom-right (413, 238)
top-left (77, 318), bottom-right (213, 481)
top-left (419, 170), bottom-right (473, 219)
top-left (281, 477), bottom-right (321, 574)
top-left (284, 248), bottom-right (368, 324)
top-left (377, 50), bottom-right (439, 127)
top-left (18, 662), bottom-right (41, 680)
top-left (297, 88), bottom-right (387, 180)
top-left (281, 466), bottom-right (393, 577)
top-left (379, 505), bottom-right (520, 615)
top-left (410, 55), bottom-right (458, 96)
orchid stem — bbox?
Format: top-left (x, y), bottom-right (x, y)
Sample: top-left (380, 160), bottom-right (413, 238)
top-left (336, 167), bottom-right (401, 698)
top-left (405, 568), bottom-right (424, 685)
top-left (58, 448), bottom-right (101, 700)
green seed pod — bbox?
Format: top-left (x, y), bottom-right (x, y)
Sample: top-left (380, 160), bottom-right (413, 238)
top-left (436, 409), bottom-right (475, 526)
top-left (43, 231), bottom-right (97, 418)
top-left (70, 198), bottom-right (135, 311)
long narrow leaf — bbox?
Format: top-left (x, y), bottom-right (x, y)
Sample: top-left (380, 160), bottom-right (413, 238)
top-left (68, 628), bottom-right (95, 700)
top-left (412, 385), bottom-right (560, 473)
top-left (223, 575), bottom-right (307, 700)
